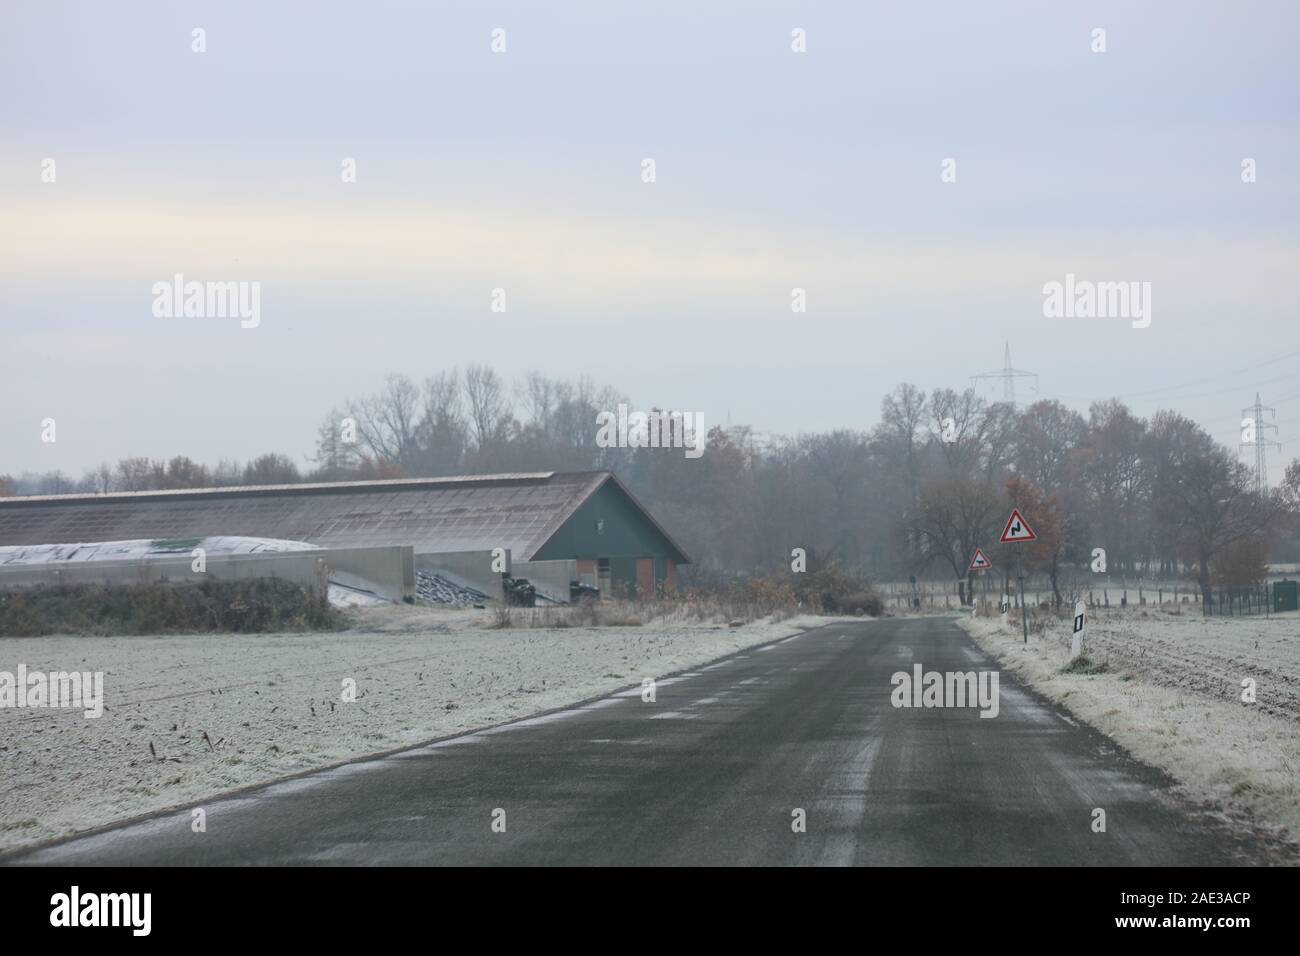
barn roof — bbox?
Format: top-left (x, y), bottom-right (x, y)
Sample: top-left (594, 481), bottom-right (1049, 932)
top-left (0, 471), bottom-right (690, 564)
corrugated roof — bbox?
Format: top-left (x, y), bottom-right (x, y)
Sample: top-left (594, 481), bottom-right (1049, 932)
top-left (0, 471), bottom-right (690, 563)
top-left (0, 472), bottom-right (557, 505)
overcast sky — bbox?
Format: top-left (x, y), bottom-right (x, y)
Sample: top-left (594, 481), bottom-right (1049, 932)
top-left (2, 0), bottom-right (1297, 478)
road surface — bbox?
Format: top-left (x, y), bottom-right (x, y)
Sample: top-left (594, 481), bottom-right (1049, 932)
top-left (6, 617), bottom-right (1263, 865)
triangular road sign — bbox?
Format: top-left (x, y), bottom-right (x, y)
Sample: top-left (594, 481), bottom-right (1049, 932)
top-left (999, 508), bottom-right (1037, 543)
top-left (968, 548), bottom-right (993, 572)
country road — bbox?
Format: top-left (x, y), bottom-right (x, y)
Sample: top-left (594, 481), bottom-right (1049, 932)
top-left (5, 618), bottom-right (1264, 866)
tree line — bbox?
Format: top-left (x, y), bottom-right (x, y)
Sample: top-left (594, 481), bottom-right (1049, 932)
top-left (4, 364), bottom-right (1297, 603)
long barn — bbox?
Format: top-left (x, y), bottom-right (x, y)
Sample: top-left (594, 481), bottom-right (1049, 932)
top-left (0, 471), bottom-right (689, 599)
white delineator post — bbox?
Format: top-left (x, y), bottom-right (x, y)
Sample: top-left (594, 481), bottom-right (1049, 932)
top-left (1000, 595), bottom-right (1009, 627)
top-left (1071, 600), bottom-right (1086, 661)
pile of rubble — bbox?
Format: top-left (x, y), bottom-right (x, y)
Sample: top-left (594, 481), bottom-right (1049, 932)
top-left (415, 570), bottom-right (492, 607)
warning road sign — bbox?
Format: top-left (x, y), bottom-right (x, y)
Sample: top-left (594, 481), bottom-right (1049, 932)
top-left (968, 548), bottom-right (993, 572)
top-left (999, 508), bottom-right (1037, 543)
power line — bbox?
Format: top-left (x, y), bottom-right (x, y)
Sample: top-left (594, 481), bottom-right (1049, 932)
top-left (1042, 370), bottom-right (1298, 408)
top-left (1094, 349), bottom-right (1300, 401)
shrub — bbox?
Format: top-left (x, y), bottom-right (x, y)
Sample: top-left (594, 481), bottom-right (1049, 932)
top-left (1059, 656), bottom-right (1108, 675)
top-left (0, 578), bottom-right (347, 636)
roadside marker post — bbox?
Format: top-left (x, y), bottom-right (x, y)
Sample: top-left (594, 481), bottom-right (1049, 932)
top-left (999, 509), bottom-right (1037, 644)
top-left (1071, 600), bottom-right (1086, 661)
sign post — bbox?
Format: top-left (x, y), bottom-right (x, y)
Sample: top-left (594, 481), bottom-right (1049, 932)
top-left (1017, 557), bottom-right (1027, 643)
top-left (967, 549), bottom-right (992, 616)
top-left (999, 509), bottom-right (1037, 644)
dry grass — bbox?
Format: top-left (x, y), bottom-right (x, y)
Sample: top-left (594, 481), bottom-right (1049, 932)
top-left (500, 592), bottom-right (806, 630)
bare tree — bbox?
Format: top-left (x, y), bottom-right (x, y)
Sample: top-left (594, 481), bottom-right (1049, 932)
top-left (163, 455), bottom-right (210, 489)
top-left (1074, 400), bottom-right (1150, 576)
top-left (311, 408), bottom-right (364, 480)
top-left (1015, 400), bottom-right (1086, 493)
top-left (348, 374), bottom-right (423, 467)
top-left (242, 453), bottom-right (301, 486)
top-left (463, 364), bottom-right (509, 452)
top-left (913, 478), bottom-right (1003, 604)
top-left (412, 371), bottom-right (468, 474)
top-left (1148, 411), bottom-right (1278, 603)
top-left (929, 387), bottom-right (990, 479)
top-left (211, 459), bottom-right (244, 487)
top-left (115, 457), bottom-right (160, 492)
top-left (80, 462), bottom-right (114, 494)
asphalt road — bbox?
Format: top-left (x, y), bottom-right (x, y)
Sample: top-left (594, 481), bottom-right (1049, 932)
top-left (8, 617), bottom-right (1264, 865)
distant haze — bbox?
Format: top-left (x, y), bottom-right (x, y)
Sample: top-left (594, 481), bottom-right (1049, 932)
top-left (2, 1), bottom-right (1297, 477)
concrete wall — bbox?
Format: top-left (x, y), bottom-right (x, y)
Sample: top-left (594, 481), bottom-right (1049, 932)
top-left (0, 545), bottom-right (415, 604)
top-left (322, 546), bottom-right (415, 603)
top-left (415, 550), bottom-right (506, 603)
top-left (512, 559), bottom-right (576, 604)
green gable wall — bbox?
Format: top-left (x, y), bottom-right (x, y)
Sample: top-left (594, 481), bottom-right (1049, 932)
top-left (532, 480), bottom-right (683, 594)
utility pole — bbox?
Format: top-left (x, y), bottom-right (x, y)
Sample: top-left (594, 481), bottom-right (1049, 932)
top-left (971, 342), bottom-right (1038, 410)
top-left (1240, 392), bottom-right (1280, 494)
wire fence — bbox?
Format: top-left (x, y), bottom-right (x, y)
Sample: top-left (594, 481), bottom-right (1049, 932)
top-left (1202, 584), bottom-right (1277, 617)
top-left (880, 577), bottom-right (1298, 616)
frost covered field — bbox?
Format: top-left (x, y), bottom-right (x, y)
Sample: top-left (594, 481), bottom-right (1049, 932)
top-left (0, 607), bottom-right (831, 853)
top-left (960, 609), bottom-right (1300, 853)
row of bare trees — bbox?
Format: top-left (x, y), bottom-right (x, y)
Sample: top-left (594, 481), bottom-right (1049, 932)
top-left (4, 370), bottom-right (1295, 603)
top-left (1, 454), bottom-right (302, 496)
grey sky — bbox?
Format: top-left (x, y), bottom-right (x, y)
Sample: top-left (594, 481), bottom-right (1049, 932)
top-left (2, 0), bottom-right (1297, 477)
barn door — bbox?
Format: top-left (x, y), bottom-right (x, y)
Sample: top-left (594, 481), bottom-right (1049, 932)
top-left (635, 558), bottom-right (655, 599)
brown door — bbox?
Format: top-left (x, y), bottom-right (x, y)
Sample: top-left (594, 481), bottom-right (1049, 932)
top-left (635, 558), bottom-right (655, 599)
